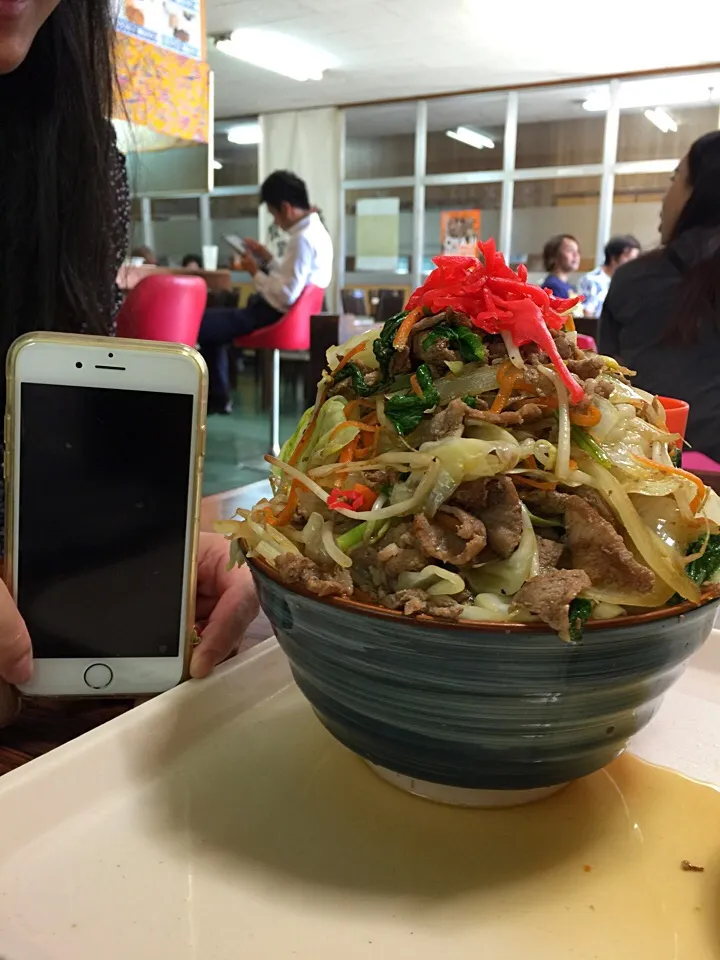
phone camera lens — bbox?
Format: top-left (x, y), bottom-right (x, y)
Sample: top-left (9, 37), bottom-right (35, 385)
top-left (75, 361), bottom-right (82, 369)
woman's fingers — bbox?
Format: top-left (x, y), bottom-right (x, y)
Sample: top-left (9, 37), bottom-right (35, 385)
top-left (0, 581), bottom-right (32, 686)
top-left (190, 563), bottom-right (259, 679)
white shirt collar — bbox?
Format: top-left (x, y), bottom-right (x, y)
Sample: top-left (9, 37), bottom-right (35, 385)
top-left (287, 212), bottom-right (315, 235)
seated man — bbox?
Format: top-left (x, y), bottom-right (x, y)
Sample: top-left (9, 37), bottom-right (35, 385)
top-left (579, 235), bottom-right (640, 320)
top-left (198, 170), bottom-right (333, 413)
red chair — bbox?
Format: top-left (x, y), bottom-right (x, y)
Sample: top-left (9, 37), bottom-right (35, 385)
top-left (234, 284), bottom-right (325, 455)
top-left (116, 274), bottom-right (208, 347)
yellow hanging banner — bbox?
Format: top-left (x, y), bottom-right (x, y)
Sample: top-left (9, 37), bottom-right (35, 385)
top-left (114, 33), bottom-right (210, 144)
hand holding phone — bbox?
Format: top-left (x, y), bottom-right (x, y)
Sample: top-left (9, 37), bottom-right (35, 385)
top-left (5, 334), bottom-right (208, 696)
top-left (223, 234), bottom-right (246, 257)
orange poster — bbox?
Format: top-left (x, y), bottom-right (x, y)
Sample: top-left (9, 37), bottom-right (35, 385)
top-left (441, 209), bottom-right (481, 256)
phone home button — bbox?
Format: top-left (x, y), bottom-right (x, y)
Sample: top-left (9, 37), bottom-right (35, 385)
top-left (83, 663), bottom-right (113, 690)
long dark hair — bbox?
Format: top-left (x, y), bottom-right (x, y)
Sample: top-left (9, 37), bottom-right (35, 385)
top-left (667, 131), bottom-right (720, 342)
top-left (0, 0), bottom-right (118, 360)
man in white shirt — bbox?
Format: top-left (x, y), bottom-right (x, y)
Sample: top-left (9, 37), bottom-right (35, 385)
top-left (198, 170), bottom-right (333, 413)
top-left (578, 235), bottom-right (640, 320)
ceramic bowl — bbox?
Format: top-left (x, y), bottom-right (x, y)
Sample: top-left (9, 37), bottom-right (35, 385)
top-left (250, 559), bottom-right (719, 804)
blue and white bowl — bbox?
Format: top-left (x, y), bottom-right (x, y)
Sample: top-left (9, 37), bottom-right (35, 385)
top-left (250, 558), bottom-right (718, 806)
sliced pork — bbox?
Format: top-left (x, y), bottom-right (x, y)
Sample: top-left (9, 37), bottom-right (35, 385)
top-left (514, 569), bottom-right (591, 639)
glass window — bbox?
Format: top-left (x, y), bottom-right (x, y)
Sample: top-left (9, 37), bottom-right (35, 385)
top-left (511, 176), bottom-right (601, 283)
top-left (213, 121), bottom-right (259, 187)
top-left (610, 174), bottom-right (666, 251)
top-left (149, 197), bottom-right (202, 267)
top-left (426, 93), bottom-right (506, 174)
top-left (210, 194), bottom-right (260, 268)
top-left (344, 187), bottom-right (413, 294)
top-left (424, 183), bottom-right (501, 273)
top-left (516, 85), bottom-right (608, 169)
top-left (345, 104), bottom-right (415, 180)
top-left (617, 106), bottom-right (718, 163)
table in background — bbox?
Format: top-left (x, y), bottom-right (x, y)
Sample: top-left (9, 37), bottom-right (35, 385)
top-left (117, 265), bottom-right (233, 295)
top-left (0, 488), bottom-right (274, 776)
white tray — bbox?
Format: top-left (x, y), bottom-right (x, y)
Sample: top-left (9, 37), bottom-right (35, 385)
top-left (1, 632), bottom-right (720, 959)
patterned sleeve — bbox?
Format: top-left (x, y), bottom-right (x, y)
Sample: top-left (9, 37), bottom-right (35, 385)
top-left (110, 131), bottom-right (131, 322)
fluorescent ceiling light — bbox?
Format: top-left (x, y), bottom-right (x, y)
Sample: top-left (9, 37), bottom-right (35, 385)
top-left (215, 29), bottom-right (335, 82)
top-left (213, 160), bottom-right (223, 170)
top-left (446, 126), bottom-right (495, 150)
top-left (644, 107), bottom-right (678, 133)
top-left (582, 73), bottom-right (719, 112)
top-left (227, 123), bottom-right (262, 145)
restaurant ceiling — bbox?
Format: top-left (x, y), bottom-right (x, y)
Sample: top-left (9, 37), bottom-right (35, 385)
top-left (207, 0), bottom-right (720, 120)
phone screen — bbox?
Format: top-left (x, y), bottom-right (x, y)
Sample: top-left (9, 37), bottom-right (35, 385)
top-left (17, 383), bottom-right (194, 659)
top-left (223, 234), bottom-right (245, 255)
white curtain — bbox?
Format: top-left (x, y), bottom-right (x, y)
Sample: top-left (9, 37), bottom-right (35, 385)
top-left (259, 107), bottom-right (342, 309)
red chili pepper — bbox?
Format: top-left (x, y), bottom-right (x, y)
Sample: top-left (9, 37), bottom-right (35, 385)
top-left (402, 240), bottom-right (586, 403)
top-left (327, 484), bottom-right (378, 512)
top-left (547, 293), bottom-right (584, 314)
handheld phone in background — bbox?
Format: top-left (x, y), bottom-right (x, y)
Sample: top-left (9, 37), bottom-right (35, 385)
top-left (223, 234), bottom-right (246, 257)
top-left (4, 334), bottom-right (207, 696)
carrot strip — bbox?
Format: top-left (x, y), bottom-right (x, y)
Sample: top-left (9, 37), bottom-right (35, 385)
top-left (410, 373), bottom-right (423, 397)
top-left (570, 405), bottom-right (602, 427)
top-left (268, 481), bottom-right (298, 526)
top-left (329, 420), bottom-right (380, 441)
top-left (338, 435), bottom-right (359, 463)
top-left (564, 315), bottom-right (576, 332)
top-left (333, 342), bottom-right (366, 376)
top-left (524, 455), bottom-right (538, 469)
top-left (632, 454), bottom-right (706, 514)
top-left (344, 398), bottom-right (374, 421)
top-left (512, 476), bottom-right (558, 491)
top-left (491, 360), bottom-right (523, 413)
top-left (392, 307), bottom-right (424, 350)
top-left (289, 406), bottom-right (322, 467)
top-left (569, 458), bottom-right (578, 471)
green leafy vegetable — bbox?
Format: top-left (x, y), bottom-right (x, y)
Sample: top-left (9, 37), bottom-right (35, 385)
top-left (332, 363), bottom-right (378, 397)
top-left (423, 324), bottom-right (486, 364)
top-left (568, 597), bottom-right (593, 643)
top-left (683, 534), bottom-right (720, 589)
top-left (571, 425), bottom-right (613, 469)
top-left (385, 364), bottom-right (440, 435)
top-left (462, 395), bottom-right (478, 408)
top-left (373, 311), bottom-right (407, 380)
top-left (528, 511), bottom-right (564, 529)
top-left (331, 311), bottom-right (408, 397)
top-left (336, 522), bottom-right (368, 553)
top-left (670, 447), bottom-right (682, 469)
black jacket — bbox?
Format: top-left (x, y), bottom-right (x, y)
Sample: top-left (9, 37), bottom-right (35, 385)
top-left (599, 226), bottom-right (720, 460)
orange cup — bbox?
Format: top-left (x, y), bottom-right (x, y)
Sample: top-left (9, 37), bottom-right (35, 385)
top-left (658, 396), bottom-right (690, 440)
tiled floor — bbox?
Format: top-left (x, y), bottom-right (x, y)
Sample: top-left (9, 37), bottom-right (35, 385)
top-left (203, 369), bottom-right (305, 497)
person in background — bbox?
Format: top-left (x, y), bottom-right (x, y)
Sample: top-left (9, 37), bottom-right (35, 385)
top-left (182, 253), bottom-right (202, 270)
top-left (541, 234), bottom-right (581, 299)
top-left (0, 0), bottom-right (258, 690)
top-left (130, 245), bottom-right (157, 266)
top-left (198, 170), bottom-right (333, 414)
top-left (578, 235), bottom-right (640, 319)
top-left (599, 131), bottom-right (720, 460)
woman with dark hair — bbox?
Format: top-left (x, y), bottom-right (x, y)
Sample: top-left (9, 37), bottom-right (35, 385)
top-left (541, 233), bottom-right (581, 298)
top-left (0, 0), bottom-right (257, 688)
top-left (599, 130), bottom-right (720, 460)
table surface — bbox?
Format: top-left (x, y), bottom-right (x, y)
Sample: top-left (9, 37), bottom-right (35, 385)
top-left (0, 486), bottom-right (273, 776)
top-left (117, 264), bottom-right (233, 293)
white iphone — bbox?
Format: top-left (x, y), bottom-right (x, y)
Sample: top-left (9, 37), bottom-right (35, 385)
top-left (4, 333), bottom-right (207, 696)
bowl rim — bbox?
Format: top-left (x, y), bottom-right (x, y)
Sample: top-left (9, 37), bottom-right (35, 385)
top-left (249, 555), bottom-right (720, 634)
